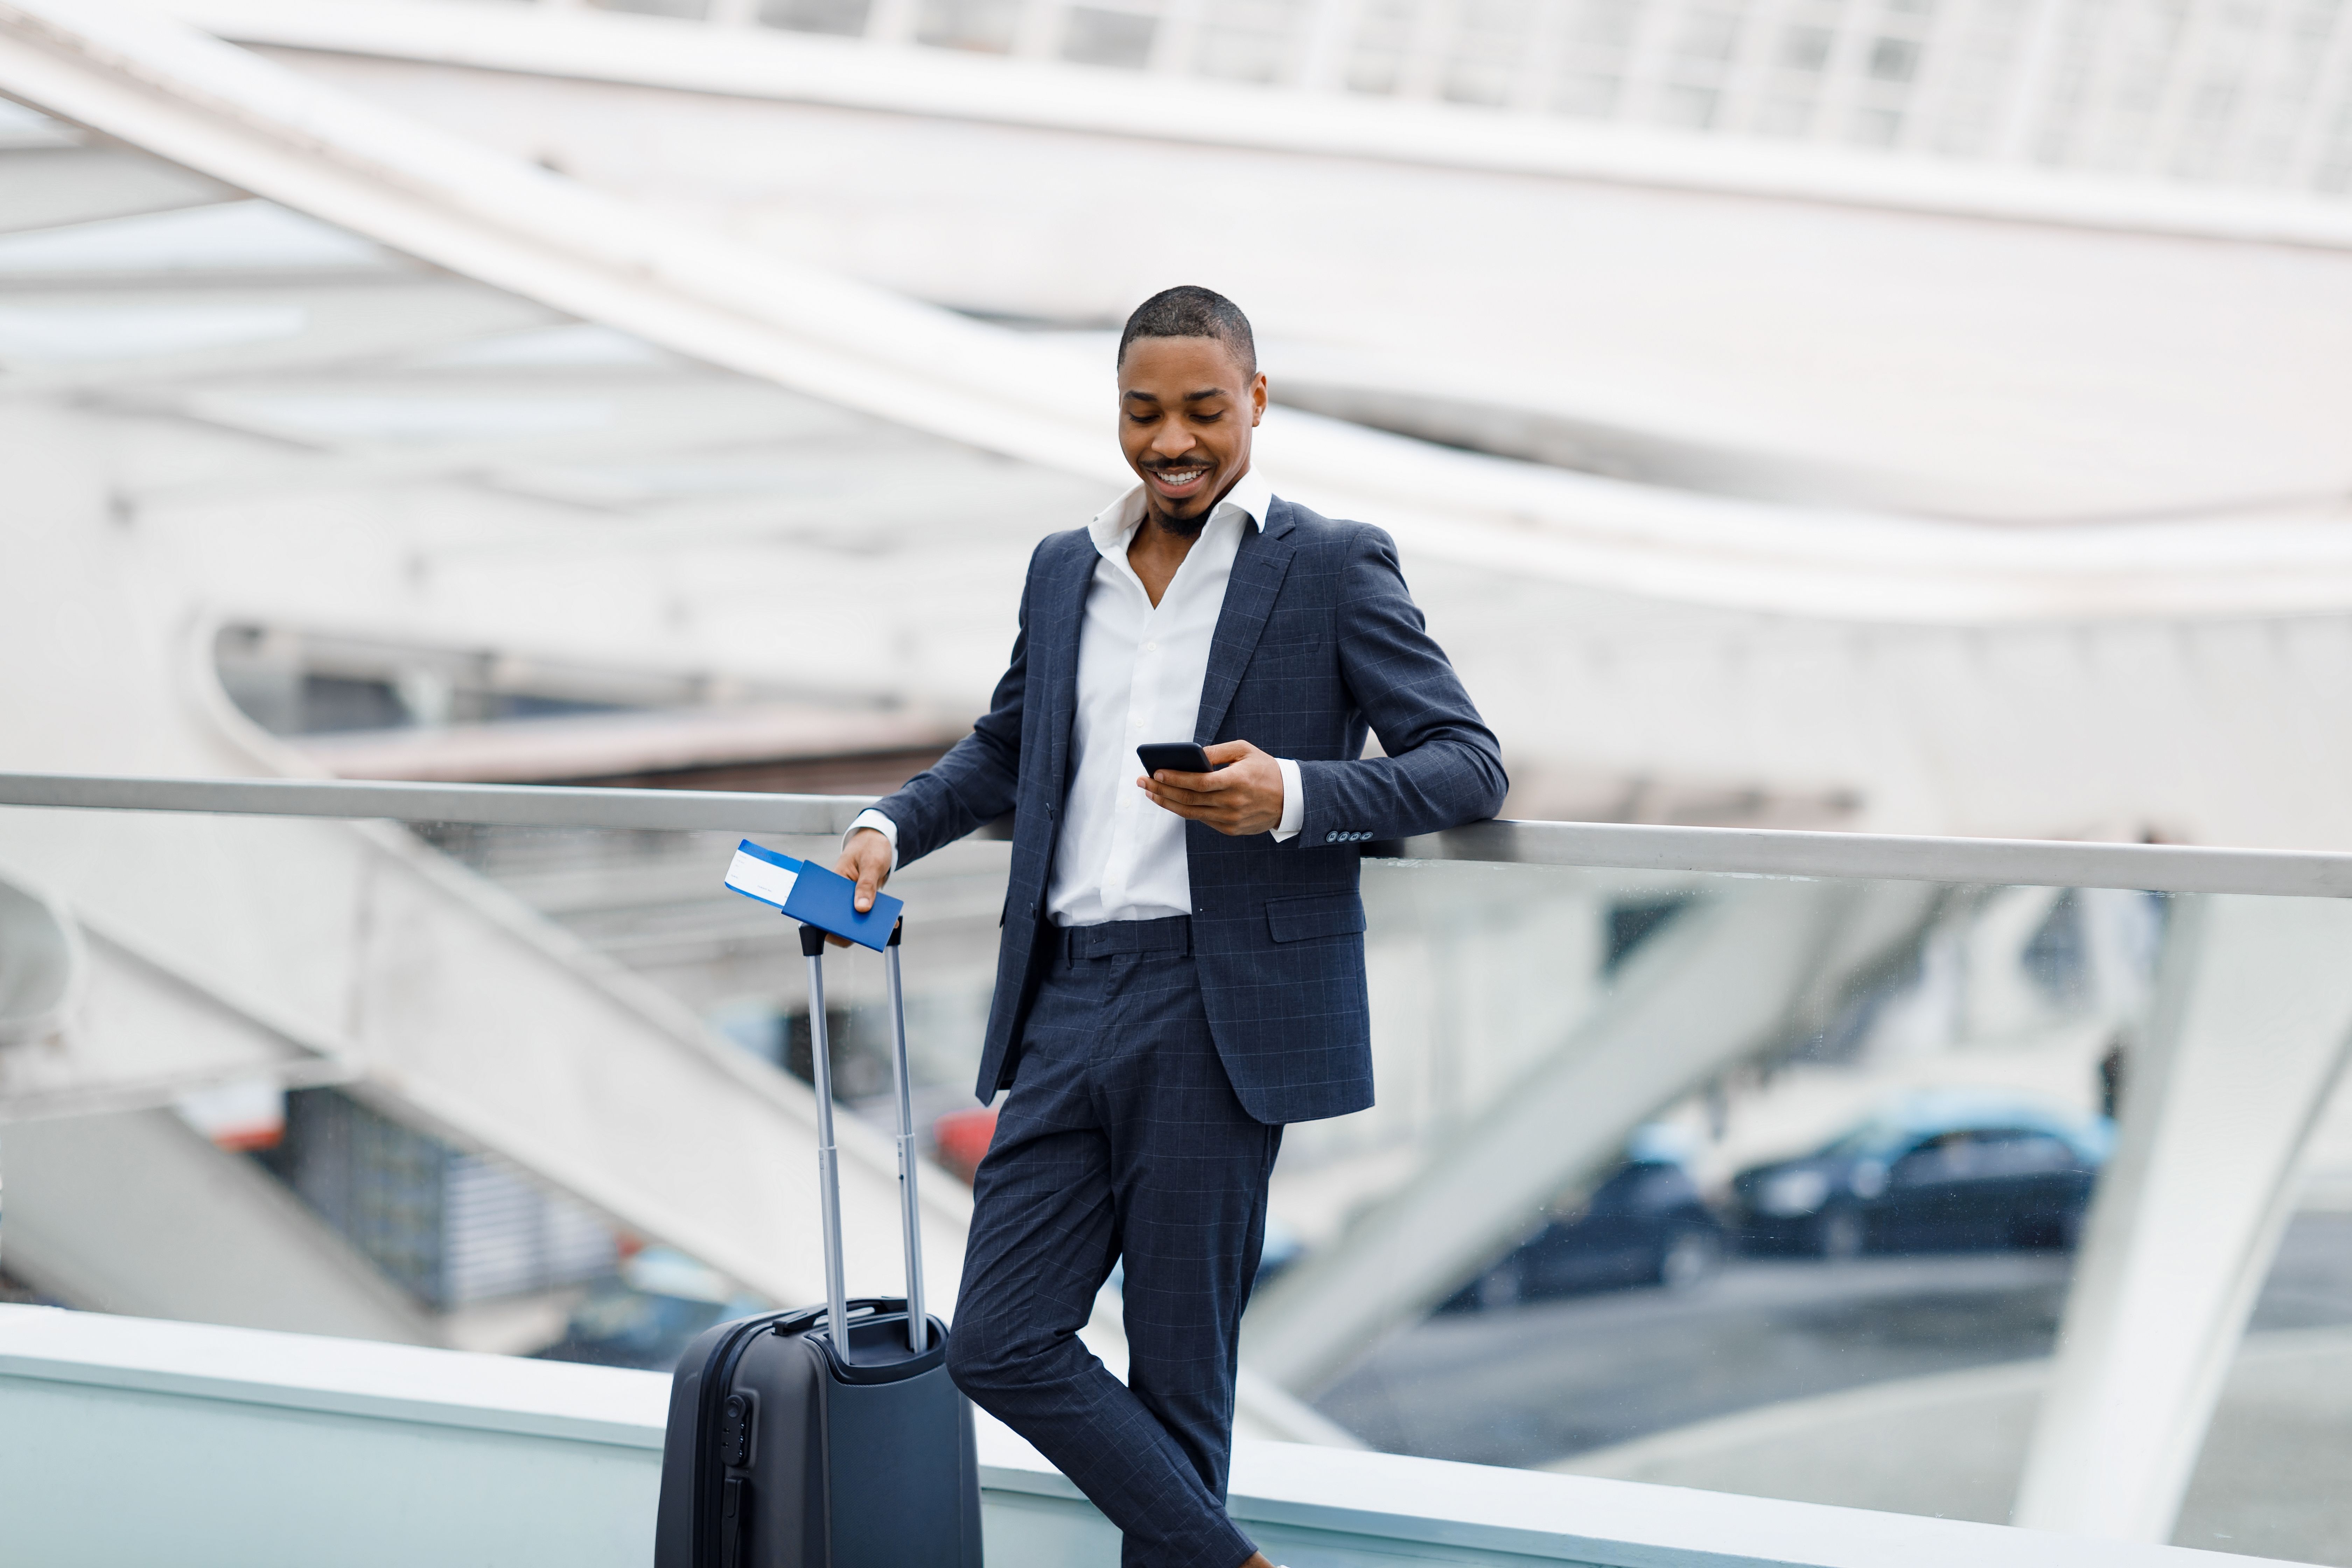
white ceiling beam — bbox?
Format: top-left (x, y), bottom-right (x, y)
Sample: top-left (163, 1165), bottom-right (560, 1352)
top-left (0, 145), bottom-right (236, 234)
top-left (161, 0), bottom-right (2352, 251)
top-left (0, 279), bottom-right (556, 392)
top-left (9, 0), bottom-right (2352, 621)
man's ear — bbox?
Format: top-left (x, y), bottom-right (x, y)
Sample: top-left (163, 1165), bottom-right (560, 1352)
top-left (1250, 371), bottom-right (1268, 425)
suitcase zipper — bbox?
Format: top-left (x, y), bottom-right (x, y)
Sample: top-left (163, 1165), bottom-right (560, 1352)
top-left (694, 1313), bottom-right (788, 1567)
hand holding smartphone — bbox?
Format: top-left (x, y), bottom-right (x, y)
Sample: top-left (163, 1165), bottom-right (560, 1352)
top-left (1136, 742), bottom-right (1219, 776)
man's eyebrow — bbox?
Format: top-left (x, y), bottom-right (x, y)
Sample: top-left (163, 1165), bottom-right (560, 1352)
top-left (1120, 386), bottom-right (1232, 403)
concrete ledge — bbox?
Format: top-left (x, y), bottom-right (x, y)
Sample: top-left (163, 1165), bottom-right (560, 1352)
top-left (1216, 1443), bottom-right (2283, 1568)
top-left (0, 1308), bottom-right (2301, 1568)
top-left (0, 1303), bottom-right (668, 1448)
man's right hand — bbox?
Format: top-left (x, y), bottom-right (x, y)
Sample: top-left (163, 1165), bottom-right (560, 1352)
top-left (828, 827), bottom-right (895, 948)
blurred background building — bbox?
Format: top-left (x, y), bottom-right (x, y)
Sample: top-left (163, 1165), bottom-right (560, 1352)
top-left (3, 0), bottom-right (2352, 1561)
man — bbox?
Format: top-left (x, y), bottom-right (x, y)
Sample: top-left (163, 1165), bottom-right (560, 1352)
top-left (833, 286), bottom-right (1506, 1568)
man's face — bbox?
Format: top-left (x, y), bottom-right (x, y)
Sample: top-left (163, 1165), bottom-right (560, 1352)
top-left (1117, 335), bottom-right (1267, 535)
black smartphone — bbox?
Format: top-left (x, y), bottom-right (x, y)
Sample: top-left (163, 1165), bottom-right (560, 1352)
top-left (1137, 742), bottom-right (1217, 776)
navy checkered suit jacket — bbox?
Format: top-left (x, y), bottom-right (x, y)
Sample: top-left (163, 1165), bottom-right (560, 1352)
top-left (871, 496), bottom-right (1508, 1125)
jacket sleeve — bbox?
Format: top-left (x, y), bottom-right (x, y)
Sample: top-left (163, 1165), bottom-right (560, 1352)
top-left (1290, 525), bottom-right (1508, 845)
top-left (865, 551), bottom-right (1034, 867)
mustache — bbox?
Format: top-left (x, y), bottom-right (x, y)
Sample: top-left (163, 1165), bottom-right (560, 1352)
top-left (1143, 457), bottom-right (1213, 473)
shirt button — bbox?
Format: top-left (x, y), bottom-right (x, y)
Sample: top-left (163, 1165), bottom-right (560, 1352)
top-left (1145, 641), bottom-right (1157, 651)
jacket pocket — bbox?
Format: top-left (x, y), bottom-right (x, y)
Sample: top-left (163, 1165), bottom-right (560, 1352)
top-left (1265, 891), bottom-right (1367, 944)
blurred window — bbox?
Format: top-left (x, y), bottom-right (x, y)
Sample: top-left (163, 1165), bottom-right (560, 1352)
top-left (587, 0), bottom-right (712, 16)
top-left (1062, 6), bottom-right (1158, 67)
top-left (761, 0), bottom-right (875, 35)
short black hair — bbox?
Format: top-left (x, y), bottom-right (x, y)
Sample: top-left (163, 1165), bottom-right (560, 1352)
top-left (1116, 286), bottom-right (1256, 377)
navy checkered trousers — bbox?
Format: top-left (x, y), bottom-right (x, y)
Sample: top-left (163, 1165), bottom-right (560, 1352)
top-left (868, 497), bottom-right (1507, 1568)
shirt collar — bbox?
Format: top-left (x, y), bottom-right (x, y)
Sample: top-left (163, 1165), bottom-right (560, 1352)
top-left (1090, 468), bottom-right (1274, 560)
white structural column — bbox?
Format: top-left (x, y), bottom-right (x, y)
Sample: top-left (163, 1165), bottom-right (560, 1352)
top-left (1991, 0), bottom-right (2072, 160)
top-left (1242, 877), bottom-right (1940, 1393)
top-left (2012, 892), bottom-right (2352, 1540)
top-left (1294, 0), bottom-right (1359, 88)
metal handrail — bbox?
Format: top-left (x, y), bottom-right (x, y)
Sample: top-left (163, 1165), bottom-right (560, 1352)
top-left (0, 772), bottom-right (870, 836)
top-left (6, 771), bottom-right (2351, 898)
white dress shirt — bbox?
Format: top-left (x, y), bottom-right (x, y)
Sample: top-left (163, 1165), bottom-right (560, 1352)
top-left (851, 470), bottom-right (1304, 924)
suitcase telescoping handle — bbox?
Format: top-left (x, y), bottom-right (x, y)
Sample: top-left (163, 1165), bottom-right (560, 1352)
top-left (883, 919), bottom-right (929, 1352)
top-left (798, 922), bottom-right (852, 1355)
top-left (797, 919), bottom-right (927, 1356)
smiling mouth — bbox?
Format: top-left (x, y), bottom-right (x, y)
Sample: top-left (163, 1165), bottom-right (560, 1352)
top-left (1149, 465), bottom-right (1212, 494)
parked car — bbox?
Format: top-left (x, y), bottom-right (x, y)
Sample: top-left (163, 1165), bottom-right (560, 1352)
top-left (1730, 1093), bottom-right (2113, 1258)
top-left (1443, 1148), bottom-right (1727, 1311)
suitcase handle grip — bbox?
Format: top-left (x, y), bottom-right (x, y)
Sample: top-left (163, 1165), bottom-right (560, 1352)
top-left (767, 1295), bottom-right (904, 1339)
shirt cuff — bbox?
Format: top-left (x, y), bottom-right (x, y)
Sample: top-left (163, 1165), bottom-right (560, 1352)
top-left (1272, 758), bottom-right (1304, 842)
top-left (846, 808), bottom-right (900, 873)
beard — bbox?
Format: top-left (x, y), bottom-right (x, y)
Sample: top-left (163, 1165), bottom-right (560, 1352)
top-left (1146, 503), bottom-right (1210, 541)
top-left (1143, 468), bottom-right (1218, 539)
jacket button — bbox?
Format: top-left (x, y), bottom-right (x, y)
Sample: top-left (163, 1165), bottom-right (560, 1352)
top-left (1325, 831), bottom-right (1337, 843)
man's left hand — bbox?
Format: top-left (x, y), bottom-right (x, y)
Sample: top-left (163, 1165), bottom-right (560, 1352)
top-left (1139, 739), bottom-right (1284, 836)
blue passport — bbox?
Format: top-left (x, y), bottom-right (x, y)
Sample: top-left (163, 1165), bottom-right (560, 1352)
top-left (723, 839), bottom-right (903, 951)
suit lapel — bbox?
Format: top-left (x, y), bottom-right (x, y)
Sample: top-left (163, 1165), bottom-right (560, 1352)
top-left (1038, 536), bottom-right (1098, 793)
top-left (1194, 499), bottom-right (1298, 746)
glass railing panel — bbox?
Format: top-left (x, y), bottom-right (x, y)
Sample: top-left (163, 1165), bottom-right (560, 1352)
top-left (0, 805), bottom-right (1008, 1370)
top-left (4, 789), bottom-right (2351, 1561)
top-left (1297, 865), bottom-right (2164, 1476)
top-left (1262, 858), bottom-right (2352, 1564)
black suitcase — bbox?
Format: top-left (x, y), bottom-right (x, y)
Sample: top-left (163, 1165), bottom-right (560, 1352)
top-left (654, 920), bottom-right (985, 1568)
